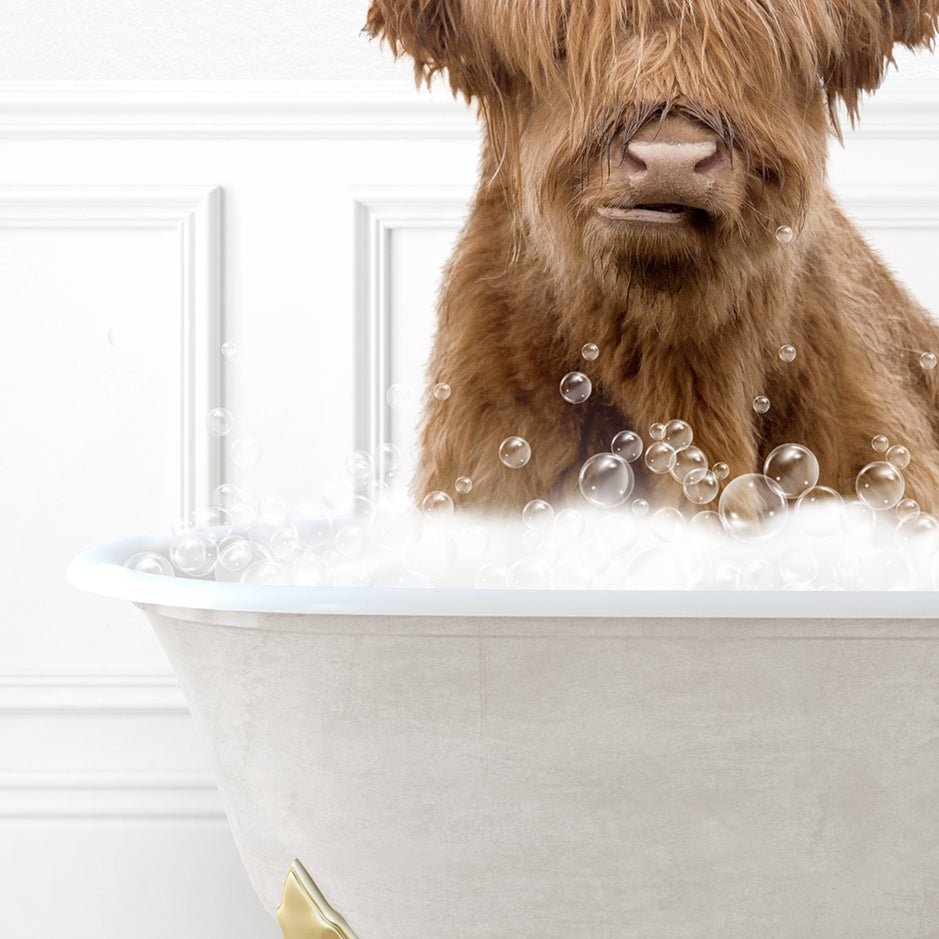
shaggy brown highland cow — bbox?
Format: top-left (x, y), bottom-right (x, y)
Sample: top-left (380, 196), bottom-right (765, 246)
top-left (366, 0), bottom-right (939, 515)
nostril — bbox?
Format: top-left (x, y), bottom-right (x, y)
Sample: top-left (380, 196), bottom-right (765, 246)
top-left (694, 145), bottom-right (728, 178)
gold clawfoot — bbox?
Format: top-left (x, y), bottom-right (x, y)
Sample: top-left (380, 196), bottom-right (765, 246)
top-left (276, 859), bottom-right (360, 939)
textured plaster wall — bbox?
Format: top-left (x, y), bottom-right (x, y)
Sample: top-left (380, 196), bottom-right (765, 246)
top-left (0, 1), bottom-right (404, 81)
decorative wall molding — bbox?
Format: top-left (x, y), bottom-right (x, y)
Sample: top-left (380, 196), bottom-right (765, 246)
top-left (0, 185), bottom-right (223, 517)
top-left (0, 78), bottom-right (935, 140)
top-left (352, 187), bottom-right (472, 458)
top-left (0, 671), bottom-right (223, 823)
top-left (0, 672), bottom-right (186, 715)
top-left (0, 772), bottom-right (223, 823)
top-left (0, 80), bottom-right (479, 139)
top-left (837, 186), bottom-right (939, 229)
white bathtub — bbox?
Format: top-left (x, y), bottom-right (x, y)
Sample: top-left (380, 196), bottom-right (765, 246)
top-left (69, 533), bottom-right (939, 938)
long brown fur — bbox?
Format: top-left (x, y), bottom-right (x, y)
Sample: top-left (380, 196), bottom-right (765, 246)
top-left (366, 0), bottom-right (939, 514)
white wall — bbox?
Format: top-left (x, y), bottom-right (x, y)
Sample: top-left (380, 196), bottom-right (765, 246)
top-left (0, 5), bottom-right (937, 937)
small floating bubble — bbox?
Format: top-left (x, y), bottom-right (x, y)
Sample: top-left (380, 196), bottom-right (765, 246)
top-left (344, 450), bottom-right (373, 486)
top-left (124, 551), bottom-right (174, 577)
top-left (796, 486), bottom-right (844, 536)
top-left (896, 512), bottom-right (939, 554)
top-left (455, 475), bottom-right (473, 494)
top-left (231, 436), bottom-right (262, 467)
top-left (499, 436), bottom-right (531, 468)
top-left (432, 382), bottom-right (452, 400)
top-left (651, 507), bottom-right (686, 542)
top-left (420, 490), bottom-right (455, 519)
top-left (886, 444), bottom-right (911, 469)
top-left (631, 499), bottom-right (650, 517)
top-left (649, 422), bottom-right (666, 440)
top-left (683, 468), bottom-right (719, 504)
top-left (670, 446), bottom-right (707, 484)
top-left (688, 510), bottom-right (725, 544)
top-left (213, 483), bottom-right (248, 510)
top-left (752, 395), bottom-right (771, 414)
top-left (374, 443), bottom-right (401, 474)
top-left (712, 462), bottom-right (730, 480)
top-left (611, 430), bottom-right (643, 462)
top-left (581, 343), bottom-right (600, 361)
top-left (644, 441), bottom-right (677, 474)
top-left (896, 498), bottom-right (920, 522)
top-left (855, 461), bottom-right (905, 510)
top-left (169, 532), bottom-right (216, 576)
top-left (522, 499), bottom-right (555, 530)
top-left (579, 453), bottom-right (634, 507)
top-left (778, 344), bottom-right (797, 363)
top-left (559, 371), bottom-right (592, 404)
top-left (220, 341), bottom-right (241, 363)
top-left (920, 352), bottom-right (937, 370)
top-left (718, 474), bottom-right (788, 542)
top-left (663, 419), bottom-right (693, 451)
top-left (763, 443), bottom-right (819, 499)
top-left (217, 537), bottom-right (253, 572)
top-left (775, 225), bottom-right (794, 243)
top-left (386, 383), bottom-right (416, 410)
top-left (871, 435), bottom-right (889, 453)
top-left (206, 407), bottom-right (233, 437)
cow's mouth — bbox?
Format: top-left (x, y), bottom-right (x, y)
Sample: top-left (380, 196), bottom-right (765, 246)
top-left (597, 203), bottom-right (691, 224)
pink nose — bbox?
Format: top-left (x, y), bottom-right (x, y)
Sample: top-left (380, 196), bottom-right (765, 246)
top-left (613, 115), bottom-right (729, 204)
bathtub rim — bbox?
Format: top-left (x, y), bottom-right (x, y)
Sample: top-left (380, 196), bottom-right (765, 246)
top-left (68, 531), bottom-right (939, 620)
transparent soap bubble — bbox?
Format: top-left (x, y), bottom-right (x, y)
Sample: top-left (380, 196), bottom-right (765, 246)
top-left (190, 506), bottom-right (233, 539)
top-left (651, 507), bottom-right (685, 542)
top-left (775, 225), bottom-right (794, 243)
top-left (841, 499), bottom-right (876, 536)
top-left (712, 462), bottom-right (730, 480)
top-left (374, 442), bottom-right (400, 474)
top-left (611, 430), bottom-right (643, 462)
top-left (169, 532), bottom-right (217, 576)
top-left (344, 450), bottom-right (373, 487)
top-left (663, 419), bottom-right (693, 451)
top-left (752, 395), bottom-right (771, 414)
top-left (213, 483), bottom-right (248, 510)
top-left (683, 468), bottom-right (719, 504)
top-left (670, 446), bottom-right (707, 484)
top-left (522, 498), bottom-right (555, 530)
top-left (631, 498), bottom-right (650, 517)
top-left (688, 510), bottom-right (725, 544)
top-left (855, 461), bottom-right (905, 510)
top-left (421, 490), bottom-right (455, 519)
top-left (895, 512), bottom-right (939, 555)
top-left (795, 486), bottom-right (844, 536)
top-left (206, 408), bottom-right (234, 436)
top-left (778, 344), bottom-right (797, 362)
top-left (499, 436), bottom-right (531, 468)
top-left (220, 341), bottom-right (241, 363)
top-left (581, 342), bottom-right (600, 361)
top-left (559, 371), bottom-right (592, 404)
top-left (649, 422), bottom-right (666, 440)
top-left (231, 436), bottom-right (262, 467)
top-left (241, 559), bottom-right (291, 585)
top-left (455, 475), bottom-right (473, 494)
top-left (554, 508), bottom-right (585, 540)
top-left (718, 474), bottom-right (788, 542)
top-left (124, 551), bottom-right (174, 577)
top-left (432, 382), bottom-right (452, 400)
top-left (885, 445), bottom-right (911, 469)
top-left (763, 443), bottom-right (819, 498)
top-left (871, 435), bottom-right (889, 453)
top-left (644, 441), bottom-right (677, 474)
top-left (386, 383), bottom-right (416, 410)
top-left (921, 352), bottom-right (937, 370)
top-left (578, 452), bottom-right (634, 507)
top-left (217, 537), bottom-right (253, 572)
top-left (896, 498), bottom-right (920, 522)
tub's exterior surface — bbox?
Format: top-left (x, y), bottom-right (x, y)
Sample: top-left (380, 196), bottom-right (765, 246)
top-left (68, 536), bottom-right (939, 937)
top-left (142, 601), bottom-right (939, 939)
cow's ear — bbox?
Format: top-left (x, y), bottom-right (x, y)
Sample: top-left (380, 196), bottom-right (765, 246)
top-left (822, 0), bottom-right (938, 120)
top-left (365, 0), bottom-right (506, 100)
